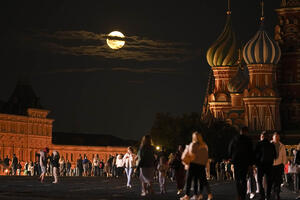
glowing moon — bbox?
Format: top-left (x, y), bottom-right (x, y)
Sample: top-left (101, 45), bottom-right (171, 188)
top-left (106, 31), bottom-right (125, 49)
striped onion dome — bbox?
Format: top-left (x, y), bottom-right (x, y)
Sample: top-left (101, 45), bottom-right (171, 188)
top-left (243, 22), bottom-right (281, 65)
top-left (227, 67), bottom-right (248, 93)
top-left (206, 14), bottom-right (238, 67)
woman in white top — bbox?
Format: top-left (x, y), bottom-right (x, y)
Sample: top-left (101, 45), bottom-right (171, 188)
top-left (123, 146), bottom-right (135, 188)
top-left (115, 154), bottom-right (124, 178)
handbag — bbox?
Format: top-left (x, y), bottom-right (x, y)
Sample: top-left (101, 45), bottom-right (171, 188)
top-left (181, 145), bottom-right (192, 166)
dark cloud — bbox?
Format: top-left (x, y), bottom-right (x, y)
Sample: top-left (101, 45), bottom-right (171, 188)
top-left (33, 30), bottom-right (194, 62)
top-left (44, 66), bottom-right (179, 74)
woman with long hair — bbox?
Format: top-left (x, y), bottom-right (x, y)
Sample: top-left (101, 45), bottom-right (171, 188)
top-left (137, 135), bottom-right (155, 196)
top-left (180, 131), bottom-right (213, 200)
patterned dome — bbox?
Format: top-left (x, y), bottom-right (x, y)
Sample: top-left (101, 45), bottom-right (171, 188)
top-left (206, 14), bottom-right (238, 67)
top-left (227, 67), bottom-right (248, 93)
top-left (243, 22), bottom-right (281, 65)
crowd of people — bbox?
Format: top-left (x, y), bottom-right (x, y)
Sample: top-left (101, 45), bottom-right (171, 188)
top-left (0, 129), bottom-right (300, 200)
top-left (228, 127), bottom-right (300, 200)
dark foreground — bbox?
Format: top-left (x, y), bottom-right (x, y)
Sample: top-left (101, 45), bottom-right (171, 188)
top-left (0, 176), bottom-right (298, 200)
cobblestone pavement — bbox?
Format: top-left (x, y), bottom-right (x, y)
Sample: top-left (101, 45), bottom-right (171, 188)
top-left (0, 176), bottom-right (298, 200)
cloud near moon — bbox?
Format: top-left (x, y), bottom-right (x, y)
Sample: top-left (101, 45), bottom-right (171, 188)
top-left (32, 30), bottom-right (194, 62)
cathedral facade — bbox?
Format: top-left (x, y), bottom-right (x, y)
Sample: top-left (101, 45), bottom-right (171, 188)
top-left (202, 0), bottom-right (300, 132)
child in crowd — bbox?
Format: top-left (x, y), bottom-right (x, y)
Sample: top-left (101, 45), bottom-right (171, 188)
top-left (157, 156), bottom-right (169, 194)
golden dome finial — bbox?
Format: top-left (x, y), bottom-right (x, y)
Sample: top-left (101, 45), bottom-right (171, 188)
top-left (260, 0), bottom-right (265, 21)
top-left (227, 0), bottom-right (231, 15)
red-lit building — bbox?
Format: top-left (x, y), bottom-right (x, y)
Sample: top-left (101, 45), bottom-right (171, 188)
top-left (0, 80), bottom-right (127, 170)
top-left (202, 1), bottom-right (300, 133)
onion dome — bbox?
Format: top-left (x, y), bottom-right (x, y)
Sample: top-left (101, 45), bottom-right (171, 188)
top-left (227, 67), bottom-right (248, 93)
top-left (243, 22), bottom-right (281, 65)
top-left (206, 14), bottom-right (238, 67)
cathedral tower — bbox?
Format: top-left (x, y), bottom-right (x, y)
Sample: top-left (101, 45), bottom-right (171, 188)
top-left (242, 2), bottom-right (282, 131)
top-left (206, 6), bottom-right (239, 119)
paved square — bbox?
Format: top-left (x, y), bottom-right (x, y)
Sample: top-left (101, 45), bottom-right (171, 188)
top-left (0, 176), bottom-right (298, 200)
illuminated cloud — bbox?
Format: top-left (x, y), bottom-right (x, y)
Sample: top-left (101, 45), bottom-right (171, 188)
top-left (45, 67), bottom-right (179, 74)
top-left (35, 30), bottom-right (194, 62)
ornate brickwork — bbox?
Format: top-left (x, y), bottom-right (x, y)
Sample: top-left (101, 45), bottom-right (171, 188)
top-left (275, 3), bottom-right (300, 128)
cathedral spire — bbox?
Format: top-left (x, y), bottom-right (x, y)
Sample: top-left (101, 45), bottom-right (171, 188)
top-left (227, 0), bottom-right (231, 15)
top-left (260, 0), bottom-right (265, 22)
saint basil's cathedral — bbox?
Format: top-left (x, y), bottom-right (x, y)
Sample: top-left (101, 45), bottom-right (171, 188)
top-left (202, 0), bottom-right (300, 134)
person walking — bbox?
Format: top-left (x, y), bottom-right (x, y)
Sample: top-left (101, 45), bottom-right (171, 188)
top-left (180, 131), bottom-right (213, 200)
top-left (51, 150), bottom-right (60, 184)
top-left (271, 132), bottom-right (287, 200)
top-left (137, 135), bottom-right (155, 196)
top-left (39, 147), bottom-right (49, 183)
top-left (123, 146), bottom-right (135, 188)
top-left (228, 127), bottom-right (254, 200)
top-left (169, 145), bottom-right (186, 195)
top-left (254, 131), bottom-right (277, 200)
top-left (157, 155), bottom-right (168, 194)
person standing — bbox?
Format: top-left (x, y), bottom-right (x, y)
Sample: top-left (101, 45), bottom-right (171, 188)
top-left (137, 135), bottom-right (155, 196)
top-left (11, 154), bottom-right (18, 175)
top-left (82, 155), bottom-right (90, 176)
top-left (228, 127), bottom-right (254, 200)
top-left (66, 160), bottom-right (71, 176)
top-left (180, 132), bottom-right (213, 200)
top-left (123, 146), bottom-right (135, 188)
top-left (76, 154), bottom-right (83, 176)
top-left (51, 150), bottom-right (60, 184)
top-left (169, 145), bottom-right (185, 195)
top-left (29, 161), bottom-right (34, 176)
top-left (99, 159), bottom-right (105, 176)
top-left (271, 132), bottom-right (287, 200)
top-left (39, 147), bottom-right (49, 183)
top-left (254, 131), bottom-right (277, 200)
top-left (115, 154), bottom-right (124, 178)
top-left (93, 154), bottom-right (100, 176)
top-left (295, 143), bottom-right (300, 200)
top-left (59, 156), bottom-right (65, 176)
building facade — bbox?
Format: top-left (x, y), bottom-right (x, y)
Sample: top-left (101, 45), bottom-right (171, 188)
top-left (203, 1), bottom-right (299, 132)
top-left (275, 0), bottom-right (300, 129)
top-left (0, 81), bottom-right (127, 169)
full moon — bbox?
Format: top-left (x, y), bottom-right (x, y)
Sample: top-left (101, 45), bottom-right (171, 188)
top-left (106, 31), bottom-right (125, 50)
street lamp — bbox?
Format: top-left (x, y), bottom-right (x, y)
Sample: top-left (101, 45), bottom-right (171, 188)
top-left (156, 146), bottom-right (161, 151)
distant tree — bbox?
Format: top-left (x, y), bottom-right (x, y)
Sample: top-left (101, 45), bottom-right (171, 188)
top-left (150, 112), bottom-right (238, 161)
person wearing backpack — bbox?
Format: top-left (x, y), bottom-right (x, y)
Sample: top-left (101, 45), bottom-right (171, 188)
top-left (254, 131), bottom-right (277, 200)
top-left (228, 127), bottom-right (254, 200)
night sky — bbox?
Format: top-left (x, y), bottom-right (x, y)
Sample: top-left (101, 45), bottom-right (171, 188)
top-left (0, 0), bottom-right (280, 140)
